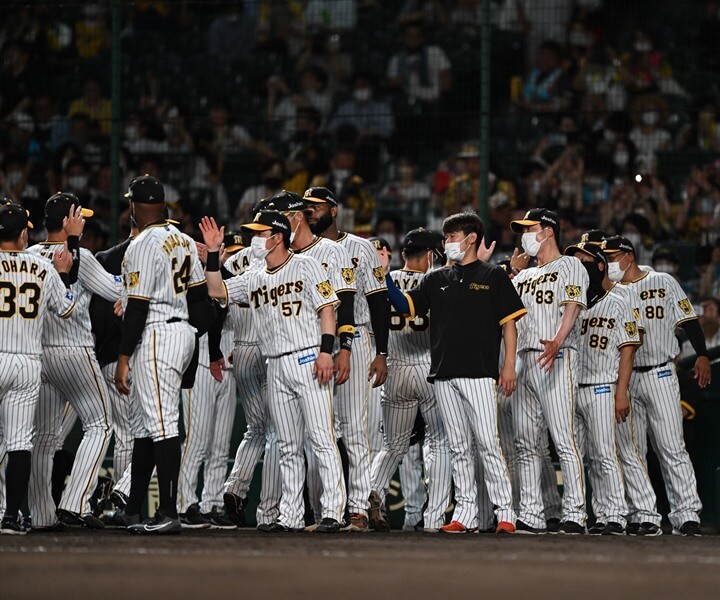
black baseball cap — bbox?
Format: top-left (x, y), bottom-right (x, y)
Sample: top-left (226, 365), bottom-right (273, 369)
top-left (124, 175), bottom-right (165, 204)
top-left (303, 186), bottom-right (337, 207)
top-left (45, 192), bottom-right (94, 223)
top-left (0, 202), bottom-right (33, 233)
top-left (402, 228), bottom-right (437, 252)
top-left (241, 210), bottom-right (291, 239)
top-left (652, 246), bottom-right (679, 263)
top-left (564, 241), bottom-right (608, 267)
top-left (266, 190), bottom-right (306, 212)
top-left (251, 197), bottom-right (274, 217)
top-left (580, 229), bottom-right (607, 245)
top-left (603, 235), bottom-right (635, 255)
top-left (369, 237), bottom-right (392, 254)
top-left (511, 208), bottom-right (560, 236)
top-left (223, 232), bottom-right (245, 253)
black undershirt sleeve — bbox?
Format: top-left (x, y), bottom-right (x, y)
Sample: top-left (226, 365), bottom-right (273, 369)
top-left (66, 235), bottom-right (80, 285)
top-left (681, 319), bottom-right (708, 357)
top-left (367, 290), bottom-right (390, 355)
top-left (207, 302), bottom-right (228, 363)
top-left (119, 298), bottom-right (150, 357)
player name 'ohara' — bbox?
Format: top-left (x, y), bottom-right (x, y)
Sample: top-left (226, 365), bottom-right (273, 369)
top-left (1, 257), bottom-right (49, 280)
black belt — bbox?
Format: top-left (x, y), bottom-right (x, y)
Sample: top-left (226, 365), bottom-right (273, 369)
top-left (167, 317), bottom-right (182, 324)
top-left (274, 345), bottom-right (317, 359)
top-left (633, 361), bottom-right (669, 373)
top-left (579, 383), bottom-right (612, 389)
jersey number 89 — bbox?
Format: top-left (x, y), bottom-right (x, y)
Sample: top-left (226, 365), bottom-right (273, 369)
top-left (0, 281), bottom-right (41, 319)
top-left (172, 255), bottom-right (192, 294)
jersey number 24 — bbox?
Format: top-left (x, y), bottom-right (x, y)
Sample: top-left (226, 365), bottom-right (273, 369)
top-left (172, 255), bottom-right (192, 294)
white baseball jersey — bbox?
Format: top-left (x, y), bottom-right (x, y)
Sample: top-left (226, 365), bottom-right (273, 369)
top-left (28, 244), bottom-right (122, 347)
top-left (513, 256), bottom-right (589, 352)
top-left (224, 247), bottom-right (260, 345)
top-left (294, 236), bottom-right (357, 296)
top-left (578, 290), bottom-right (641, 385)
top-left (623, 271), bottom-right (698, 367)
top-left (336, 232), bottom-right (386, 328)
top-left (0, 251), bottom-right (75, 355)
top-left (388, 269), bottom-right (430, 366)
top-left (608, 282), bottom-right (645, 333)
top-left (224, 253), bottom-right (339, 358)
top-left (122, 223), bottom-right (205, 323)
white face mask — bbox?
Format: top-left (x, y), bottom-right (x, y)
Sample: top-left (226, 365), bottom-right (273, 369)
top-left (654, 262), bottom-right (677, 274)
top-left (68, 175), bottom-right (88, 191)
top-left (445, 234), bottom-right (470, 262)
top-left (521, 230), bottom-right (547, 257)
top-left (614, 151), bottom-right (629, 167)
top-left (607, 260), bottom-right (627, 282)
top-left (288, 213), bottom-right (301, 244)
top-left (641, 111), bottom-right (659, 126)
top-left (251, 235), bottom-right (275, 260)
top-left (634, 41), bottom-right (652, 53)
top-left (353, 88), bottom-right (371, 102)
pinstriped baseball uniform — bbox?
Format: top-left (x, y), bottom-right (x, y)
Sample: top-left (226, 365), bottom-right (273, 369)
top-left (607, 283), bottom-right (661, 525)
top-left (370, 269), bottom-right (451, 529)
top-left (178, 330), bottom-right (237, 514)
top-left (221, 248), bottom-right (281, 525)
top-left (224, 252), bottom-right (346, 529)
top-left (623, 271), bottom-right (702, 528)
top-left (575, 290), bottom-right (640, 527)
top-left (25, 243), bottom-right (121, 526)
top-left (512, 255), bottom-right (589, 528)
top-left (334, 231), bottom-right (386, 516)
top-left (121, 223), bottom-right (200, 442)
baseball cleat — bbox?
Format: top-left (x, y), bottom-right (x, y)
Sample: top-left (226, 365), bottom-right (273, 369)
top-left (495, 521), bottom-right (516, 534)
top-left (29, 521), bottom-right (67, 533)
top-left (206, 507), bottom-right (237, 530)
top-left (515, 520), bottom-right (547, 535)
top-left (223, 493), bottom-right (247, 527)
top-left (341, 513), bottom-right (369, 532)
top-left (638, 522), bottom-right (663, 537)
top-left (588, 523), bottom-right (606, 536)
top-left (672, 521), bottom-right (701, 537)
top-left (558, 521), bottom-right (585, 535)
top-left (56, 509), bottom-right (105, 529)
top-left (179, 504), bottom-right (211, 529)
top-left (128, 512), bottom-right (182, 535)
top-left (90, 475), bottom-right (113, 516)
top-left (368, 491), bottom-right (390, 532)
top-left (601, 522), bottom-right (625, 536)
top-left (314, 518), bottom-right (341, 533)
top-left (1, 516), bottom-right (27, 536)
top-left (110, 489), bottom-right (128, 511)
top-left (439, 520), bottom-right (472, 534)
top-left (546, 518), bottom-right (562, 533)
top-left (257, 521), bottom-right (303, 533)
top-left (626, 522), bottom-right (641, 536)
top-left (101, 510), bottom-right (140, 528)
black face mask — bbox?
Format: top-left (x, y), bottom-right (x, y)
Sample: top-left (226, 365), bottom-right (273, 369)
top-left (309, 211), bottom-right (333, 236)
top-left (584, 259), bottom-right (606, 308)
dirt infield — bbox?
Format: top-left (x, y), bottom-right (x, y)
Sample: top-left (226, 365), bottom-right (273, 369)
top-left (2, 529), bottom-right (719, 600)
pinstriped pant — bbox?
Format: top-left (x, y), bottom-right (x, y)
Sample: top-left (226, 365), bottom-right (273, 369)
top-left (575, 384), bottom-right (628, 526)
top-left (267, 350), bottom-right (346, 529)
top-left (435, 378), bottom-right (515, 527)
top-left (514, 349), bottom-right (586, 528)
top-left (368, 384), bottom-right (383, 466)
top-left (28, 348), bottom-right (111, 526)
top-left (223, 343), bottom-right (281, 525)
top-left (629, 365), bottom-right (701, 527)
top-left (178, 363), bottom-right (236, 513)
top-left (399, 443), bottom-right (425, 527)
top-left (370, 364), bottom-right (451, 529)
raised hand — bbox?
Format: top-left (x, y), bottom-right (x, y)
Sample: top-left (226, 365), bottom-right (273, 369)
top-left (53, 242), bottom-right (73, 274)
top-left (510, 247), bottom-right (530, 273)
top-left (477, 237), bottom-right (496, 262)
top-left (63, 204), bottom-right (85, 237)
top-left (198, 216), bottom-right (224, 252)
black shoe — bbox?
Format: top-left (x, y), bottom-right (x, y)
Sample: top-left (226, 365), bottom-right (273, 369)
top-left (673, 521), bottom-right (701, 537)
top-left (588, 522), bottom-right (606, 536)
top-left (546, 517), bottom-right (561, 533)
top-left (602, 522), bottom-right (625, 536)
top-left (29, 521), bottom-right (66, 533)
top-left (638, 522), bottom-right (663, 536)
top-left (110, 489), bottom-right (128, 511)
top-left (558, 521), bottom-right (585, 535)
top-left (128, 511), bottom-right (181, 535)
top-left (179, 503), bottom-right (211, 529)
top-left (315, 518), bottom-right (341, 533)
top-left (223, 493), bottom-right (247, 527)
top-left (90, 475), bottom-right (113, 517)
top-left (21, 515), bottom-right (32, 532)
top-left (626, 522), bottom-right (640, 536)
top-left (100, 510), bottom-right (140, 528)
top-left (515, 520), bottom-right (547, 535)
top-left (56, 509), bottom-right (105, 529)
top-left (258, 521), bottom-right (302, 533)
top-left (206, 507), bottom-right (237, 530)
top-left (1, 516), bottom-right (27, 536)
top-left (368, 491), bottom-right (390, 532)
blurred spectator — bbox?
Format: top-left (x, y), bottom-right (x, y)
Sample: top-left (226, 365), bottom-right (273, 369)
top-left (517, 41), bottom-right (571, 112)
top-left (608, 139), bottom-right (637, 180)
top-left (0, 41), bottom-right (36, 117)
top-left (208, 2), bottom-right (257, 61)
top-left (0, 154), bottom-right (41, 217)
top-left (522, 0), bottom-right (574, 64)
top-left (62, 157), bottom-right (92, 204)
top-left (235, 158), bottom-right (285, 224)
top-left (698, 1), bottom-right (720, 69)
top-left (620, 212), bottom-right (654, 265)
top-left (680, 298), bottom-right (720, 359)
top-left (374, 213), bottom-right (404, 269)
top-left (675, 164), bottom-right (720, 246)
top-left (450, 0), bottom-right (484, 31)
top-left (295, 31), bottom-right (353, 93)
top-left (3, 112), bottom-right (40, 159)
top-left (74, 3), bottom-right (109, 59)
top-left (485, 190), bottom-right (515, 249)
top-left (284, 106), bottom-right (329, 191)
top-left (441, 142), bottom-right (480, 214)
top-left (699, 240), bottom-right (720, 298)
top-left (209, 100), bottom-right (272, 160)
top-left (618, 28), bottom-right (662, 94)
top-left (123, 110), bottom-right (166, 154)
top-left (380, 156), bottom-right (431, 209)
top-left (305, 0), bottom-right (357, 32)
top-left (676, 99), bottom-right (720, 152)
top-left (256, 0), bottom-right (304, 56)
top-left (68, 78), bottom-right (112, 135)
top-left (328, 72), bottom-right (395, 140)
top-left (138, 156), bottom-right (180, 206)
top-left (32, 95), bottom-right (69, 153)
top-left (398, 0), bottom-right (447, 28)
top-left (651, 246), bottom-right (681, 279)
top-left (79, 218), bottom-right (108, 253)
top-left (628, 94), bottom-right (671, 164)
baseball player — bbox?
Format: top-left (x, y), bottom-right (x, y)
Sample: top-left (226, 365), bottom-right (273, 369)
top-left (564, 241), bottom-right (642, 535)
top-left (26, 193), bottom-right (123, 530)
top-left (605, 235), bottom-right (710, 536)
top-left (305, 187), bottom-right (389, 531)
top-left (201, 211), bottom-right (346, 533)
top-left (0, 203), bottom-right (75, 535)
top-left (510, 208), bottom-right (589, 534)
top-left (385, 212), bottom-right (526, 534)
top-left (367, 229), bottom-right (452, 532)
top-left (579, 230), bottom-right (662, 535)
top-left (114, 176), bottom-right (206, 535)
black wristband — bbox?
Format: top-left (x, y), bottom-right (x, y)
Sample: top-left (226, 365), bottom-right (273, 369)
top-left (206, 251), bottom-right (220, 272)
top-left (320, 334), bottom-right (335, 355)
top-left (339, 331), bottom-right (353, 352)
top-left (59, 272), bottom-right (70, 288)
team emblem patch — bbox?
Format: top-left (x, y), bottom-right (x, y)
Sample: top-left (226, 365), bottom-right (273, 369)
top-left (373, 266), bottom-right (385, 285)
top-left (565, 285), bottom-right (581, 300)
top-left (624, 321), bottom-right (638, 338)
top-left (126, 271), bottom-right (140, 289)
top-left (678, 298), bottom-right (692, 315)
top-left (342, 267), bottom-right (356, 285)
top-left (316, 280), bottom-right (334, 299)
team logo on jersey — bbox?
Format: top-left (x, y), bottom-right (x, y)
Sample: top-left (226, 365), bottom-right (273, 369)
top-left (342, 267), bottom-right (356, 285)
top-left (565, 285), bottom-right (582, 299)
top-left (678, 298), bottom-right (692, 315)
top-left (373, 266), bottom-right (385, 285)
top-left (126, 271), bottom-right (140, 289)
top-left (624, 321), bottom-right (638, 338)
top-left (316, 280), bottom-right (334, 299)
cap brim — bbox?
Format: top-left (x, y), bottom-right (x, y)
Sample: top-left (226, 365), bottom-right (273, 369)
top-left (241, 223), bottom-right (273, 232)
top-left (602, 248), bottom-right (623, 254)
top-left (225, 244), bottom-right (244, 253)
top-left (510, 219), bottom-right (541, 233)
top-left (302, 195), bottom-right (330, 204)
top-left (564, 245), bottom-right (596, 259)
top-left (80, 208), bottom-right (94, 218)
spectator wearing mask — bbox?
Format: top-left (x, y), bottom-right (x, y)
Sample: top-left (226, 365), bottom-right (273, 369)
top-left (618, 28), bottom-right (663, 94)
top-left (652, 246), bottom-right (681, 280)
top-left (380, 156), bottom-right (431, 211)
top-left (329, 72), bottom-right (395, 140)
top-left (0, 155), bottom-right (41, 219)
top-left (32, 95), bottom-right (69, 154)
top-left (0, 41), bottom-right (36, 118)
top-left (676, 164), bottom-right (720, 245)
top-left (608, 139), bottom-right (637, 180)
top-left (68, 78), bottom-right (112, 135)
top-left (629, 94), bottom-right (671, 162)
top-left (61, 158), bottom-right (92, 205)
top-left (517, 40), bottom-right (572, 113)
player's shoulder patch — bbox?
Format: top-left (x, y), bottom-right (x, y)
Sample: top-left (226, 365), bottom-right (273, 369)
top-left (624, 321), bottom-right (638, 338)
top-left (565, 284), bottom-right (582, 300)
top-left (316, 280), bottom-right (334, 299)
top-left (342, 267), bottom-right (356, 285)
top-left (678, 298), bottom-right (692, 315)
top-left (125, 271), bottom-right (140, 289)
top-left (373, 266), bottom-right (385, 285)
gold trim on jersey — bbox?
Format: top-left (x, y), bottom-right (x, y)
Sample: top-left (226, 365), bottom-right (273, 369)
top-left (675, 315), bottom-right (699, 326)
top-left (499, 308), bottom-right (527, 326)
top-left (315, 299), bottom-right (339, 313)
top-left (681, 400), bottom-right (696, 420)
top-left (336, 232), bottom-right (349, 243)
top-left (294, 236), bottom-right (322, 253)
top-left (400, 269), bottom-right (424, 274)
top-left (221, 282), bottom-right (229, 306)
top-left (560, 299), bottom-right (587, 309)
top-left (152, 331), bottom-right (166, 438)
top-left (537, 255), bottom-right (564, 268)
top-left (127, 294), bottom-right (151, 302)
top-left (187, 279), bottom-right (206, 289)
top-left (628, 271), bottom-right (650, 284)
top-left (59, 300), bottom-right (76, 319)
top-left (618, 340), bottom-right (642, 348)
top-left (266, 253), bottom-right (293, 274)
top-left (364, 288), bottom-right (387, 298)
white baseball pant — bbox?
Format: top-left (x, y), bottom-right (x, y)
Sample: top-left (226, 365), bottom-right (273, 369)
top-left (398, 443), bottom-right (425, 528)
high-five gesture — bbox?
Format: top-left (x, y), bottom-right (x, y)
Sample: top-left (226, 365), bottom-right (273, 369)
top-left (199, 216), bottom-right (224, 252)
